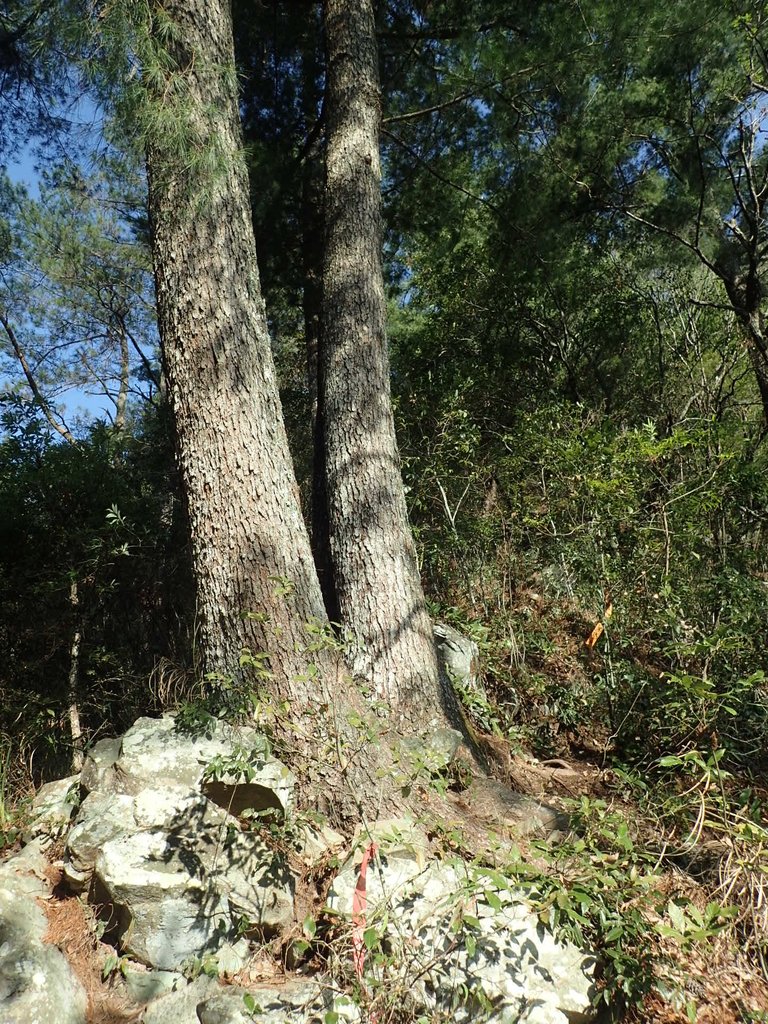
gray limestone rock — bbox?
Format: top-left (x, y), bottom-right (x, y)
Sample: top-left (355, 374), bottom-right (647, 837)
top-left (0, 839), bottom-right (50, 897)
top-left (208, 831), bottom-right (294, 935)
top-left (64, 791), bottom-right (138, 891)
top-left (112, 716), bottom-right (290, 801)
top-left (197, 980), bottom-right (359, 1024)
top-left (326, 817), bottom-right (430, 915)
top-left (292, 822), bottom-right (345, 867)
top-left (434, 621), bottom-right (483, 696)
top-left (1, 715), bottom-right (594, 1024)
top-left (95, 829), bottom-right (237, 969)
top-left (80, 737), bottom-right (121, 795)
top-left (399, 726), bottom-right (464, 772)
top-left (62, 715), bottom-right (297, 966)
top-left (22, 774), bottom-right (80, 843)
top-left (142, 975), bottom-right (218, 1024)
top-left (0, 861), bottom-right (87, 1024)
top-left (201, 758), bottom-right (294, 820)
top-left (326, 819), bottom-right (595, 1024)
top-left (122, 966), bottom-right (187, 1004)
top-left (65, 784), bottom-right (226, 892)
top-left (93, 817), bottom-right (292, 969)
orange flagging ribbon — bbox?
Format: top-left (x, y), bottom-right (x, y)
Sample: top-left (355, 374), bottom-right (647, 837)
top-left (352, 841), bottom-right (378, 979)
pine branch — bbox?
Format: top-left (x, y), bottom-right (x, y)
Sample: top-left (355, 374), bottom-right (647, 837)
top-left (381, 127), bottom-right (494, 208)
top-left (0, 310), bottom-right (80, 447)
top-left (383, 89), bottom-right (475, 125)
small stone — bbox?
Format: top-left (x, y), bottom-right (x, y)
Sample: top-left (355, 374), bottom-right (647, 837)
top-left (80, 737), bottom-right (121, 795)
top-left (23, 775), bottom-right (80, 843)
top-left (142, 975), bottom-right (218, 1024)
top-left (123, 967), bottom-right (187, 1004)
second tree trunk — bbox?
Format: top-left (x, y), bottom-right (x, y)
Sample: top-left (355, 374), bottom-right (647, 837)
top-left (320, 0), bottom-right (445, 731)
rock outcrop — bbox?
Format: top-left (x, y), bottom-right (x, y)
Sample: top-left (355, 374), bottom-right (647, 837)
top-left (0, 841), bottom-right (87, 1024)
top-left (0, 703), bottom-right (596, 1024)
top-left (64, 716), bottom-right (296, 971)
top-left (327, 819), bottom-right (594, 1024)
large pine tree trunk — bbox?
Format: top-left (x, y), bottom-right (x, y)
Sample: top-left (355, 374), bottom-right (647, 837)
top-left (145, 0), bottom-right (332, 694)
top-left (321, 0), bottom-right (449, 731)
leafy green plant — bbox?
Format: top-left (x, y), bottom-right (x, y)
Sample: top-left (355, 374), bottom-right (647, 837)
top-left (452, 677), bottom-right (503, 737)
top-left (102, 952), bottom-right (131, 982)
top-left (493, 798), bottom-right (708, 1018)
top-left (175, 667), bottom-right (271, 733)
top-left (0, 738), bottom-right (31, 852)
top-left (203, 740), bottom-right (273, 785)
top-left (655, 898), bottom-right (736, 949)
top-left (0, 793), bottom-right (22, 853)
top-left (180, 952), bottom-right (224, 980)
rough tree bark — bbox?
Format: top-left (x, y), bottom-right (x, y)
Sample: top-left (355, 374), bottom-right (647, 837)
top-left (320, 0), bottom-right (450, 731)
top-left (721, 270), bottom-right (768, 430)
top-left (136, 0), bottom-right (465, 830)
top-left (145, 0), bottom-right (334, 694)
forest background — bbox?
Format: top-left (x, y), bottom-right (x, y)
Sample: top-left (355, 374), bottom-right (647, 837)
top-left (1, 1), bottom-right (768, 1017)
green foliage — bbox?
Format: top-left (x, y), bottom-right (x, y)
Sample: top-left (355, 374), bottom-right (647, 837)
top-left (655, 897), bottom-right (736, 949)
top-left (82, 0), bottom-right (242, 194)
top-left (0, 0), bottom-right (81, 160)
top-left (490, 797), bottom-right (739, 1017)
top-left (175, 614), bottom-right (345, 733)
top-left (101, 951), bottom-right (131, 982)
top-left (175, 667), bottom-right (272, 733)
top-left (295, 801), bottom-right (732, 1021)
top-left (509, 801), bottom-right (663, 1015)
top-left (0, 156), bottom-right (158, 424)
top-left (384, 0), bottom-right (768, 788)
top-left (0, 741), bottom-right (28, 852)
top-left (397, 369), bottom-right (768, 764)
top-left (180, 951), bottom-right (225, 980)
top-left (0, 407), bottom-right (192, 780)
top-left (3, 3), bottom-right (768, 1012)
top-left (202, 740), bottom-right (273, 785)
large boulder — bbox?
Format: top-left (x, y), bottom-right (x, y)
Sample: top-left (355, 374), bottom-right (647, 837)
top-left (62, 715), bottom-right (297, 970)
top-left (121, 965), bottom-right (187, 1004)
top-left (398, 726), bottom-right (464, 773)
top-left (434, 621), bottom-right (484, 698)
top-left (95, 829), bottom-right (238, 969)
top-left (0, 842), bottom-right (87, 1024)
top-left (93, 825), bottom-right (293, 969)
top-left (208, 830), bottom-right (295, 933)
top-left (327, 819), bottom-right (595, 1024)
top-left (108, 716), bottom-right (295, 810)
top-left (327, 817), bottom-right (430, 908)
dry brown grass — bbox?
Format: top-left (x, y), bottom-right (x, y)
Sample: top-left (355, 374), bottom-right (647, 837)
top-left (624, 946), bottom-right (768, 1024)
top-left (42, 888), bottom-right (141, 1024)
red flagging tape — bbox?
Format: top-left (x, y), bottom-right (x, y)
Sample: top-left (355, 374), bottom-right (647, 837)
top-left (351, 840), bottom-right (378, 979)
